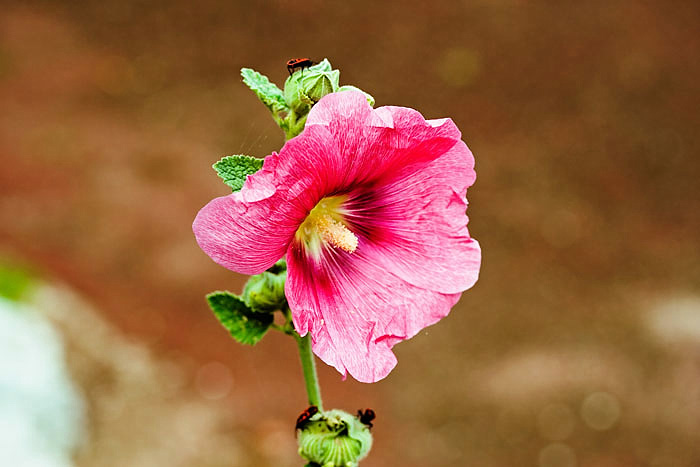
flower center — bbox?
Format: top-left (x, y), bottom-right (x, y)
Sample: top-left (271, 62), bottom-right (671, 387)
top-left (315, 215), bottom-right (358, 253)
top-left (296, 196), bottom-right (358, 254)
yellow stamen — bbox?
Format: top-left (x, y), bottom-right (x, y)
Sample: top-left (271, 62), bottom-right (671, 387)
top-left (295, 196), bottom-right (359, 256)
top-left (315, 214), bottom-right (358, 253)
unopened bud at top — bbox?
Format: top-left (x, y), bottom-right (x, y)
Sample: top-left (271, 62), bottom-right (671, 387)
top-left (284, 59), bottom-right (340, 113)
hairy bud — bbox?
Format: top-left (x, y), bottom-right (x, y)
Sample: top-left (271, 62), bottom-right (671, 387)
top-left (242, 260), bottom-right (287, 313)
top-left (297, 409), bottom-right (373, 467)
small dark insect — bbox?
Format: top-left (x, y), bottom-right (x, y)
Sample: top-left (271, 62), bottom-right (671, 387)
top-left (357, 408), bottom-right (376, 428)
top-left (287, 57), bottom-right (314, 75)
top-left (295, 405), bottom-right (319, 431)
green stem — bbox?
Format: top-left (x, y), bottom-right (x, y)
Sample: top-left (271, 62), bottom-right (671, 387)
top-left (295, 332), bottom-right (323, 410)
top-left (281, 306), bottom-right (323, 410)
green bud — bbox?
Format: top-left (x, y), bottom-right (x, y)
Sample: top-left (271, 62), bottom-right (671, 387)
top-left (284, 61), bottom-right (340, 113)
top-left (242, 260), bottom-right (287, 313)
top-left (260, 58), bottom-right (377, 140)
top-left (303, 69), bottom-right (340, 103)
top-left (298, 409), bottom-right (373, 467)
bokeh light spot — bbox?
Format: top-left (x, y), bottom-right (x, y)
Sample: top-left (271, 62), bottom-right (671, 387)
top-left (646, 296), bottom-right (700, 345)
top-left (580, 392), bottom-right (620, 431)
top-left (195, 361), bottom-right (233, 400)
top-left (538, 442), bottom-right (577, 467)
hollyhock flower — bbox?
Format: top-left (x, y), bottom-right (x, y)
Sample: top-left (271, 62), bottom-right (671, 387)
top-left (193, 91), bottom-right (481, 383)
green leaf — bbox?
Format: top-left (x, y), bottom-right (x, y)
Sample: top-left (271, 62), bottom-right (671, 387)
top-left (241, 68), bottom-right (288, 115)
top-left (206, 291), bottom-right (273, 345)
top-left (213, 155), bottom-right (264, 192)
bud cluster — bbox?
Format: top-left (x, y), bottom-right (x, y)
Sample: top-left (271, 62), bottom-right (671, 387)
top-left (241, 59), bottom-right (374, 140)
top-left (297, 409), bottom-right (373, 467)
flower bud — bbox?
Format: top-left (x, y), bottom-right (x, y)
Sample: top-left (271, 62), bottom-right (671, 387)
top-left (303, 70), bottom-right (340, 103)
top-left (284, 61), bottom-right (340, 113)
top-left (297, 409), bottom-right (373, 467)
top-left (241, 260), bottom-right (287, 313)
top-left (279, 59), bottom-right (376, 140)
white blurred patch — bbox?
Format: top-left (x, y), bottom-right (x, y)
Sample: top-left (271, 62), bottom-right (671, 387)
top-left (32, 284), bottom-right (246, 467)
top-left (195, 361), bottom-right (234, 400)
top-left (646, 296), bottom-right (700, 344)
top-left (469, 347), bottom-right (636, 403)
top-left (0, 297), bottom-right (85, 467)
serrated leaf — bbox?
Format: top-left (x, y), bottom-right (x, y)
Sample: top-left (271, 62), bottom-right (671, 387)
top-left (213, 155), bottom-right (264, 192)
top-left (206, 291), bottom-right (273, 345)
top-left (241, 68), bottom-right (288, 114)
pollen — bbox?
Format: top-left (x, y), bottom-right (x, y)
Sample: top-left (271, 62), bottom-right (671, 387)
top-left (295, 196), bottom-right (359, 255)
top-left (315, 214), bottom-right (358, 253)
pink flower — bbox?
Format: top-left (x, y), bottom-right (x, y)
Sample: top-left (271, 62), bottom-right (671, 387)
top-left (193, 91), bottom-right (481, 383)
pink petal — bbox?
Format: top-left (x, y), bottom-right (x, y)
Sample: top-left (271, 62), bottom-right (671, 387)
top-left (192, 155), bottom-right (305, 275)
top-left (305, 95), bottom-right (481, 294)
top-left (302, 92), bottom-right (463, 189)
top-left (286, 239), bottom-right (461, 383)
top-left (343, 138), bottom-right (481, 294)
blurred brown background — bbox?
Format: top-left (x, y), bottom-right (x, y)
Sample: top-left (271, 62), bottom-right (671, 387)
top-left (1, 0), bottom-right (699, 466)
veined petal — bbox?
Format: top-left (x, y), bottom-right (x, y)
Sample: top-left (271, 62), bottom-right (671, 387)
top-left (342, 139), bottom-right (481, 294)
top-left (286, 238), bottom-right (461, 383)
top-left (193, 155), bottom-right (305, 275)
top-left (301, 91), bottom-right (463, 190)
